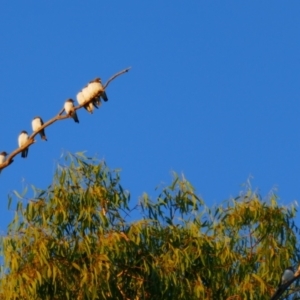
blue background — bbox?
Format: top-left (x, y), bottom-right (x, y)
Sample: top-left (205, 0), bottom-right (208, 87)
top-left (0, 2), bottom-right (299, 231)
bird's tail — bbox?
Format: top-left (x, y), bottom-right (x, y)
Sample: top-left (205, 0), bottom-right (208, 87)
top-left (84, 104), bottom-right (94, 114)
top-left (21, 149), bottom-right (28, 158)
top-left (73, 113), bottom-right (80, 123)
top-left (101, 91), bottom-right (108, 102)
top-left (40, 130), bottom-right (47, 141)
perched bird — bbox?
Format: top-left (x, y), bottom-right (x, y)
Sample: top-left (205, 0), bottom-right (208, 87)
top-left (81, 84), bottom-right (92, 102)
top-left (89, 77), bottom-right (108, 108)
top-left (32, 116), bottom-right (47, 141)
top-left (280, 267), bottom-right (294, 285)
top-left (77, 88), bottom-right (94, 114)
top-left (18, 131), bottom-right (29, 158)
top-left (77, 77), bottom-right (108, 113)
top-left (64, 99), bottom-right (79, 123)
top-left (96, 78), bottom-right (108, 102)
top-left (0, 151), bottom-right (8, 173)
top-left (0, 151), bottom-right (8, 164)
top-left (271, 266), bottom-right (296, 300)
top-left (90, 77), bottom-right (107, 99)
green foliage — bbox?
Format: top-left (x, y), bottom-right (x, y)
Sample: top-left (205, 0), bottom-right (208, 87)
top-left (0, 153), bottom-right (299, 299)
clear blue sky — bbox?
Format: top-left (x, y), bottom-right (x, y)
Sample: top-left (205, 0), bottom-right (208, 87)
top-left (0, 2), bottom-right (299, 230)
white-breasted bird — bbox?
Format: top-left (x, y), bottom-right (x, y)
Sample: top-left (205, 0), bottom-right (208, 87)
top-left (81, 85), bottom-right (91, 102)
top-left (89, 77), bottom-right (108, 107)
top-left (77, 88), bottom-right (94, 114)
top-left (280, 267), bottom-right (294, 285)
top-left (95, 77), bottom-right (108, 102)
top-left (87, 82), bottom-right (101, 108)
top-left (64, 99), bottom-right (79, 123)
top-left (32, 116), bottom-right (47, 141)
top-left (0, 151), bottom-right (8, 164)
top-left (18, 131), bottom-right (29, 158)
top-left (77, 77), bottom-right (108, 114)
top-left (0, 151), bottom-right (7, 173)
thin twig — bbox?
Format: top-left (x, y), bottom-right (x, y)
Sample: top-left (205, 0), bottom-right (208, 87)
top-left (0, 67), bottom-right (130, 172)
top-left (104, 67), bottom-right (131, 89)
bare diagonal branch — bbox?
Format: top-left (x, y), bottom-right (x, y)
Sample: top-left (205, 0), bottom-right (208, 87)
top-left (0, 67), bottom-right (130, 172)
top-left (104, 67), bottom-right (131, 89)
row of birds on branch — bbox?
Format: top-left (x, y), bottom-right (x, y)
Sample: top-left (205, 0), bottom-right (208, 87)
top-left (0, 77), bottom-right (108, 163)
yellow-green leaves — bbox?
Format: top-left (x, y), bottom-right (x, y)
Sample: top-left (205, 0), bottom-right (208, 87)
top-left (0, 153), bottom-right (299, 299)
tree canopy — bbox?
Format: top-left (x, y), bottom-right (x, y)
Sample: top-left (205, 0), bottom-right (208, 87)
top-left (0, 153), bottom-right (299, 299)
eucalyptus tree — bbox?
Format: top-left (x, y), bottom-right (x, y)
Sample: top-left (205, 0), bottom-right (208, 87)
top-left (0, 153), bottom-right (299, 299)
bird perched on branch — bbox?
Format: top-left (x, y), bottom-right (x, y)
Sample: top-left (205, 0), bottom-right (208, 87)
top-left (0, 151), bottom-right (7, 173)
top-left (77, 86), bottom-right (94, 113)
top-left (32, 117), bottom-right (47, 141)
top-left (64, 99), bottom-right (79, 123)
top-left (270, 266), bottom-right (296, 300)
top-left (18, 131), bottom-right (29, 158)
top-left (77, 77), bottom-right (108, 113)
top-left (0, 151), bottom-right (8, 165)
top-left (280, 267), bottom-right (294, 285)
top-left (89, 77), bottom-right (108, 104)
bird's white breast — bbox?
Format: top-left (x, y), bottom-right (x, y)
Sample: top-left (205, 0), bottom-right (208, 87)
top-left (89, 82), bottom-right (103, 98)
top-left (87, 82), bottom-right (97, 98)
top-left (82, 86), bottom-right (92, 102)
top-left (95, 81), bottom-right (104, 93)
top-left (64, 101), bottom-right (73, 114)
top-left (77, 91), bottom-right (86, 105)
top-left (32, 118), bottom-right (42, 132)
top-left (18, 133), bottom-right (29, 147)
top-left (0, 155), bottom-right (6, 164)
